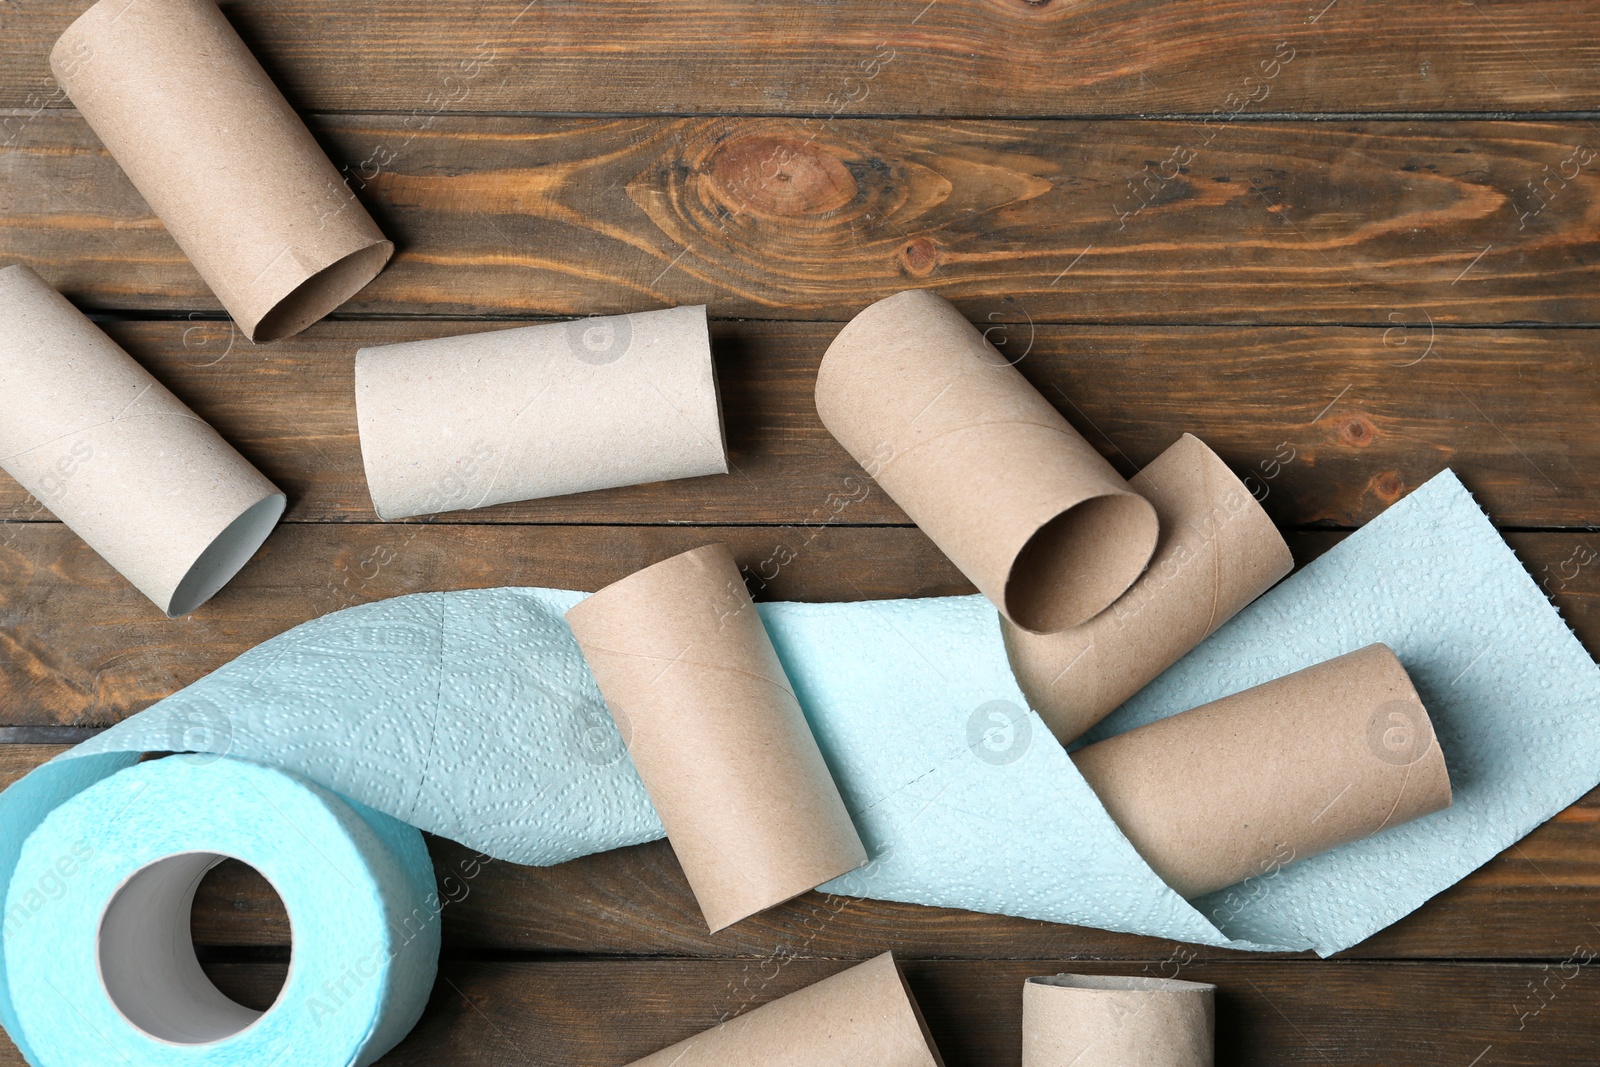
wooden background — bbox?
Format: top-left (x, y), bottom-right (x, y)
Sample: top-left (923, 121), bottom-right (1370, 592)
top-left (3, 0), bottom-right (1600, 1062)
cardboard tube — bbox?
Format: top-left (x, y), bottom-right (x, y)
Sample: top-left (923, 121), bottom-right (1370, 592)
top-left (1023, 974), bottom-right (1214, 1067)
top-left (1004, 434), bottom-right (1293, 744)
top-left (0, 264), bottom-right (284, 616)
top-left (565, 543), bottom-right (867, 932)
top-left (355, 306), bottom-right (727, 520)
top-left (628, 953), bottom-right (945, 1066)
top-left (815, 290), bottom-right (1159, 634)
top-left (51, 0), bottom-right (393, 342)
top-left (1072, 643), bottom-right (1453, 898)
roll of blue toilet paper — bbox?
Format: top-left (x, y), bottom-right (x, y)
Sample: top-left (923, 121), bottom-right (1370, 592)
top-left (1, 755), bottom-right (437, 1067)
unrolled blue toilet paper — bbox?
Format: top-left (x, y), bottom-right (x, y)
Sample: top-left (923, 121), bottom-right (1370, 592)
top-left (0, 468), bottom-right (1594, 995)
top-left (2, 756), bottom-right (436, 1067)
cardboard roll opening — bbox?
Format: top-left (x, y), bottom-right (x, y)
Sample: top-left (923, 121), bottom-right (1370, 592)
top-left (97, 852), bottom-right (292, 1045)
top-left (166, 493), bottom-right (287, 617)
top-left (250, 242), bottom-right (394, 343)
top-left (1007, 491), bottom-right (1160, 634)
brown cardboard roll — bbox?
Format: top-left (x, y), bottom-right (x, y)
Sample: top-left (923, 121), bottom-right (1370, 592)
top-left (565, 543), bottom-right (867, 932)
top-left (627, 953), bottom-right (945, 1066)
top-left (1072, 643), bottom-right (1453, 898)
top-left (815, 290), bottom-right (1159, 634)
top-left (50, 0), bottom-right (392, 341)
top-left (355, 306), bottom-right (727, 520)
top-left (1004, 433), bottom-right (1293, 744)
top-left (1023, 974), bottom-right (1214, 1067)
top-left (0, 264), bottom-right (284, 616)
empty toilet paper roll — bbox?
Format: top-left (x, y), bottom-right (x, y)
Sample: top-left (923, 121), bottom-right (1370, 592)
top-left (1073, 643), bottom-right (1453, 898)
top-left (1, 755), bottom-right (438, 1067)
top-left (1023, 974), bottom-right (1214, 1067)
top-left (815, 290), bottom-right (1159, 634)
top-left (1005, 434), bottom-right (1293, 743)
top-left (50, 0), bottom-right (392, 341)
top-left (0, 264), bottom-right (285, 616)
top-left (566, 543), bottom-right (867, 931)
top-left (628, 953), bottom-right (945, 1066)
top-left (355, 306), bottom-right (728, 520)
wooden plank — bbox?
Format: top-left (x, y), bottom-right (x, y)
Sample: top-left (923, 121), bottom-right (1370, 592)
top-left (4, 742), bottom-right (1596, 964)
top-left (7, 115), bottom-right (1600, 325)
top-left (193, 786), bottom-right (1600, 962)
top-left (3, 1), bottom-right (1599, 116)
top-left (1, 319), bottom-right (1596, 529)
top-left (1, 958), bottom-right (1588, 1066)
top-left (0, 744), bottom-right (64, 789)
top-left (1, 525), bottom-right (1593, 726)
top-left (394, 959), bottom-right (1600, 1066)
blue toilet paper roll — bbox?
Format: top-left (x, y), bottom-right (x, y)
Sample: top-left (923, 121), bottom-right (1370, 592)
top-left (1, 755), bottom-right (437, 1067)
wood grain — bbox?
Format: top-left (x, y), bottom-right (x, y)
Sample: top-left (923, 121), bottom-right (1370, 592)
top-left (1, 958), bottom-right (1591, 1066)
top-left (1, 524), bottom-right (1595, 727)
top-left (3, 0), bottom-right (1599, 116)
top-left (0, 319), bottom-right (1596, 529)
top-left (2, 1), bottom-right (1597, 1060)
top-left (7, 115), bottom-right (1600, 324)
top-left (389, 959), bottom-right (1600, 1067)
